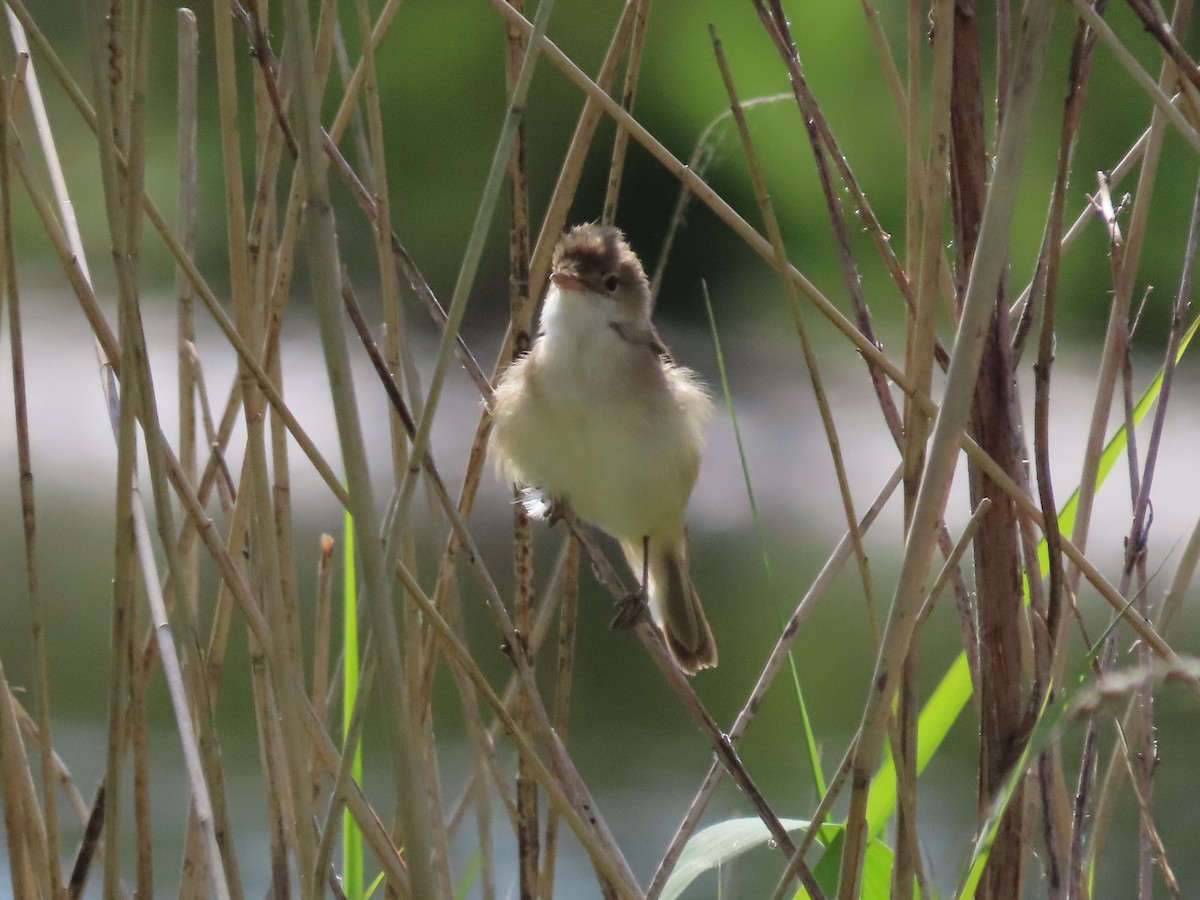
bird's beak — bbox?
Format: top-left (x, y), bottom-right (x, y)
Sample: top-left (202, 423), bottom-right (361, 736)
top-left (550, 271), bottom-right (587, 293)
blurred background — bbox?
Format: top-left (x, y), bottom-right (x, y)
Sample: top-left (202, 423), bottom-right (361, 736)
top-left (1, 0), bottom-right (1200, 895)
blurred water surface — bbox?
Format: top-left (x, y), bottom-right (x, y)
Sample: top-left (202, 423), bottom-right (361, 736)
top-left (2, 297), bottom-right (1199, 896)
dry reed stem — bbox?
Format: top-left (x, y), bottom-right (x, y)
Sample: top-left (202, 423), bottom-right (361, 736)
top-left (216, 0), bottom-right (321, 887)
top-left (340, 274), bottom-right (641, 892)
top-left (445, 541), bottom-right (572, 835)
top-left (1115, 721), bottom-right (1180, 897)
top-left (131, 496), bottom-right (234, 896)
top-left (488, 1), bottom-right (1066, 630)
top-left (283, 0), bottom-right (436, 894)
top-left (648, 464), bottom-right (902, 899)
top-left (916, 498), bottom-right (992, 628)
top-left (602, 0), bottom-right (651, 225)
top-left (1069, 0), bottom-right (1200, 155)
top-left (175, 6), bottom-right (200, 631)
top-left (838, 1), bottom-right (1060, 892)
top-left (501, 4), bottom-right (542, 896)
top-left (10, 4), bottom-right (355, 513)
top-left (0, 62), bottom-right (62, 900)
top-left (1030, 18), bottom-right (1101, 892)
top-left (313, 535), bottom-right (336, 775)
top-left (1065, 5), bottom-right (1196, 890)
top-left (554, 505), bottom-right (817, 886)
top-left (1109, 160), bottom-right (1200, 898)
top-left (860, 0), bottom-right (908, 130)
top-left (175, 12), bottom-right (209, 891)
top-left (7, 5), bottom-right (418, 517)
top-left (1062, 0), bottom-right (1186, 602)
top-left (396, 564), bottom-right (643, 898)
top-left (540, 535), bottom-right (580, 897)
top-left (12, 82), bottom-right (402, 890)
top-left (0, 660), bottom-right (45, 898)
top-left (93, 8), bottom-right (140, 892)
top-left (737, 10), bottom-right (877, 647)
top-left (1087, 500), bottom-right (1200, 884)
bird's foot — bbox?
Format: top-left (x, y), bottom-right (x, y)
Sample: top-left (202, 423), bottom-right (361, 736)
top-left (545, 498), bottom-right (570, 526)
top-left (611, 589), bottom-right (648, 631)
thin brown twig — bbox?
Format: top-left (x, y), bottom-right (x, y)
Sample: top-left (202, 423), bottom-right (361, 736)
top-left (649, 465), bottom-right (901, 898)
top-left (602, 0), bottom-right (651, 225)
top-left (0, 64), bottom-right (63, 900)
top-left (541, 535), bottom-right (581, 897)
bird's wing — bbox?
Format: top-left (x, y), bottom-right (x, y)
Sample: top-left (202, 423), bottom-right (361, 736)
top-left (609, 320), bottom-right (674, 362)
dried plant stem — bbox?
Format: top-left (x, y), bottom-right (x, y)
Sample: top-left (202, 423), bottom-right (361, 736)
top-left (648, 465), bottom-right (901, 899)
top-left (312, 535), bottom-right (336, 766)
top-left (341, 280), bottom-right (640, 891)
top-left (444, 541), bottom-right (571, 834)
top-left (214, 2), bottom-right (321, 891)
top-left (94, 1), bottom-right (240, 893)
top-left (1068, 0), bottom-right (1200, 153)
top-left (1029, 24), bottom-right (1100, 890)
top-left (504, 2), bottom-right (542, 893)
top-left (175, 5), bottom-right (199, 631)
top-left (726, 16), bottom-right (875, 647)
top-left (838, 1), bottom-right (1060, 892)
top-left (397, 564), bottom-right (643, 898)
top-left (0, 660), bottom-right (45, 898)
top-left (602, 0), bottom-right (651, 224)
top-left (772, 492), bottom-right (993, 900)
top-left (391, 0), bottom-right (558, 534)
top-left (282, 0), bottom-right (434, 895)
top-left (0, 67), bottom-right (62, 900)
top-left (540, 536), bottom-right (580, 897)
top-left (1062, 0), bottom-right (1184, 596)
top-left (1, 10), bottom-right (355, 516)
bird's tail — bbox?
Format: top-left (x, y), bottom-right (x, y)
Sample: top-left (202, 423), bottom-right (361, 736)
top-left (622, 537), bottom-right (717, 674)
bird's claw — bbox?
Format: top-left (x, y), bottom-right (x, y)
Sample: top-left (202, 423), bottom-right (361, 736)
top-left (546, 498), bottom-right (569, 526)
top-left (611, 591), bottom-right (647, 630)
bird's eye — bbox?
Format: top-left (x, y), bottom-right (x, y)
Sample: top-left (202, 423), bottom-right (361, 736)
top-left (603, 274), bottom-right (620, 292)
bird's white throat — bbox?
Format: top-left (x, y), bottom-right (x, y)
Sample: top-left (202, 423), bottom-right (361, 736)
top-left (537, 284), bottom-right (634, 390)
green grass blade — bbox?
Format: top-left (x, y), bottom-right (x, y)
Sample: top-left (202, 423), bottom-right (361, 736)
top-left (343, 508), bottom-right (364, 899)
top-left (703, 286), bottom-right (826, 796)
top-left (800, 825), bottom-right (894, 900)
top-left (865, 652), bottom-right (972, 835)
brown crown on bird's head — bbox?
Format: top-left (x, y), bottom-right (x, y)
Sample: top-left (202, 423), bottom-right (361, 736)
top-left (551, 224), bottom-right (648, 296)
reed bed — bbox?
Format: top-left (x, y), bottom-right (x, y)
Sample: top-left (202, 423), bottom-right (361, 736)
top-left (2, 1), bottom-right (1200, 898)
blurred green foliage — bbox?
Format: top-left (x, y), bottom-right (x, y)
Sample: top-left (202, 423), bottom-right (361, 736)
top-left (10, 0), bottom-right (1200, 345)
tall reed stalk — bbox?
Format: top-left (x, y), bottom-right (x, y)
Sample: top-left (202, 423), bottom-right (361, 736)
top-left (1, 2), bottom-right (1200, 898)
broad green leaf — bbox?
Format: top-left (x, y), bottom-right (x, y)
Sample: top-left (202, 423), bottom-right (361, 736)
top-left (801, 825), bottom-right (895, 900)
top-left (659, 817), bottom-right (812, 900)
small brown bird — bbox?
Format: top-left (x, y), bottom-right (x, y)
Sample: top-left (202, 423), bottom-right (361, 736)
top-left (489, 224), bottom-right (717, 673)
